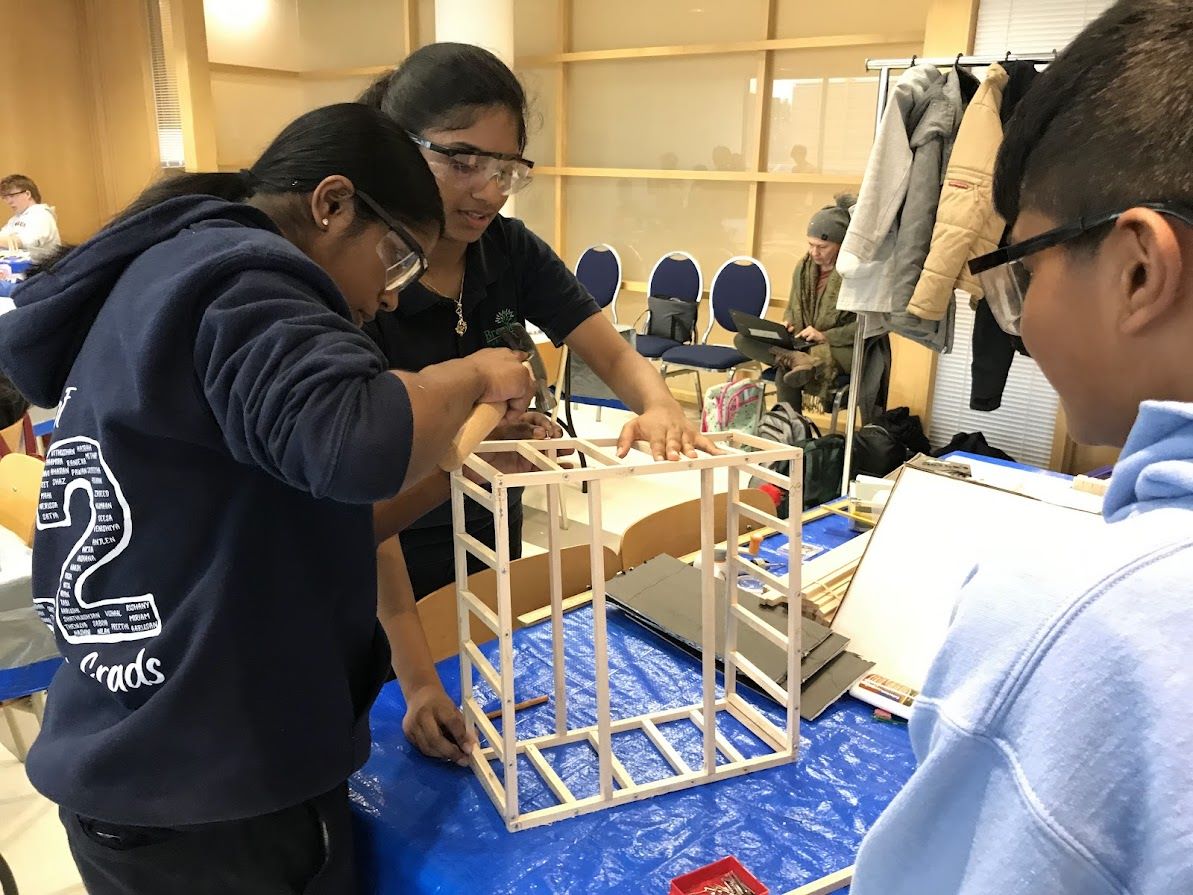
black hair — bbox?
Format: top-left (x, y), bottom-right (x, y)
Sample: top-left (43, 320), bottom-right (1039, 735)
top-left (994, 0), bottom-right (1193, 236)
top-left (115, 103), bottom-right (444, 236)
top-left (359, 43), bottom-right (529, 151)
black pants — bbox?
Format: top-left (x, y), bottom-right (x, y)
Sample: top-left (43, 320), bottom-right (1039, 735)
top-left (401, 500), bottom-right (524, 599)
top-left (61, 783), bottom-right (354, 895)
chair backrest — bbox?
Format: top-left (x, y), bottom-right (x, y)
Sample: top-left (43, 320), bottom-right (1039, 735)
top-left (706, 256), bottom-right (770, 341)
top-left (0, 453), bottom-right (44, 546)
top-left (647, 251), bottom-right (703, 304)
top-left (575, 244), bottom-right (623, 322)
top-left (618, 488), bottom-right (776, 573)
top-left (417, 543), bottom-right (621, 662)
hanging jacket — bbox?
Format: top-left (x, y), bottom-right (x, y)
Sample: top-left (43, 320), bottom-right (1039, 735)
top-left (783, 254), bottom-right (855, 374)
top-left (836, 65), bottom-right (944, 314)
top-left (887, 68), bottom-right (973, 309)
top-left (907, 64), bottom-right (1010, 321)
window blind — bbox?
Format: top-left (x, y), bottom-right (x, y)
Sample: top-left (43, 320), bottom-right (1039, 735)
top-left (974, 0), bottom-right (1115, 55)
top-left (928, 298), bottom-right (1060, 468)
top-left (926, 0), bottom-right (1114, 468)
top-left (146, 0), bottom-right (186, 168)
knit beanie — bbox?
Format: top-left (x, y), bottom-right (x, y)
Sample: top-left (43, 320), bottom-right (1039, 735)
top-left (806, 193), bottom-right (855, 244)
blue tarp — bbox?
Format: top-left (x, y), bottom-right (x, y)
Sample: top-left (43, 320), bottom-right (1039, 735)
top-left (351, 522), bottom-right (913, 895)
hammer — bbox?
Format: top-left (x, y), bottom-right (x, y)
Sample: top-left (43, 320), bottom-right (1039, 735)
top-left (438, 322), bottom-right (556, 471)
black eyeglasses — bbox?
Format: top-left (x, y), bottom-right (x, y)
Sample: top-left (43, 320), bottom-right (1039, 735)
top-left (354, 190), bottom-right (430, 293)
top-left (1, 191), bottom-right (29, 199)
top-left (967, 200), bottom-right (1193, 336)
top-left (407, 133), bottom-right (535, 196)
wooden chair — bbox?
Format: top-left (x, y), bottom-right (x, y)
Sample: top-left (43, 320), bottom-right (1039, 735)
top-left (618, 487), bottom-right (775, 573)
top-left (418, 543), bottom-right (620, 663)
top-left (0, 414), bottom-right (39, 461)
top-left (0, 453), bottom-right (43, 547)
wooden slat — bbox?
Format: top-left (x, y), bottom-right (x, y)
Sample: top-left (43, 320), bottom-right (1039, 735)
top-left (460, 588), bottom-right (500, 634)
top-left (462, 698), bottom-right (505, 762)
top-left (731, 603), bottom-right (789, 652)
top-left (741, 462), bottom-right (790, 489)
top-left (688, 709), bottom-right (746, 765)
top-left (575, 440), bottom-right (620, 466)
top-left (525, 743), bottom-right (576, 805)
top-left (454, 474), bottom-right (495, 511)
top-left (516, 31), bottom-right (925, 65)
top-left (536, 165), bottom-right (864, 185)
top-left (731, 651), bottom-right (788, 705)
top-left (458, 532), bottom-right (498, 569)
top-left (586, 732), bottom-right (635, 790)
top-left (588, 481), bottom-right (613, 800)
top-left (547, 481), bottom-right (568, 736)
top-left (492, 487), bottom-right (520, 822)
top-left (734, 500), bottom-right (785, 532)
top-left (728, 694), bottom-right (788, 753)
top-left (641, 718), bottom-right (691, 776)
top-left (781, 866), bottom-right (855, 895)
top-left (699, 468), bottom-right (718, 774)
top-left (469, 749), bottom-right (508, 817)
top-left (464, 641), bottom-right (502, 695)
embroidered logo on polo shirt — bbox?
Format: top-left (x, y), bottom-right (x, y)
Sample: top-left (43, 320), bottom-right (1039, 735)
top-left (484, 308), bottom-right (520, 347)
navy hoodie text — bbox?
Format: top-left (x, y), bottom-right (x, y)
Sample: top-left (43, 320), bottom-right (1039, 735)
top-left (0, 197), bottom-right (414, 825)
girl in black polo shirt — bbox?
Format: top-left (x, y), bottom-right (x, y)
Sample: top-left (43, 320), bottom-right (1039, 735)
top-left (361, 43), bottom-right (714, 604)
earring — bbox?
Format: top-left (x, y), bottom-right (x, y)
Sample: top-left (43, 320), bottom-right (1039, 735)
top-left (321, 218), bottom-right (329, 228)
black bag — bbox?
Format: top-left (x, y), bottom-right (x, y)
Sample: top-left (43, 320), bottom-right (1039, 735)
top-left (931, 431), bottom-right (1015, 463)
top-left (750, 402), bottom-right (845, 515)
top-left (646, 295), bottom-right (697, 343)
top-left (852, 423), bottom-right (909, 479)
top-left (869, 407), bottom-right (930, 457)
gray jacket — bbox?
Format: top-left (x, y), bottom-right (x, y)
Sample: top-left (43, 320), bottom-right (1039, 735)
top-left (888, 68), bottom-right (967, 310)
top-left (837, 64), bottom-right (943, 314)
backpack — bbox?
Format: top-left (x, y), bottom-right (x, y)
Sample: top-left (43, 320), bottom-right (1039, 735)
top-left (701, 378), bottom-right (765, 434)
top-left (750, 402), bottom-right (846, 515)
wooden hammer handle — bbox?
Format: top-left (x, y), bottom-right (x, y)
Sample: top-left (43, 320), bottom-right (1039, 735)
top-left (439, 402), bottom-right (506, 471)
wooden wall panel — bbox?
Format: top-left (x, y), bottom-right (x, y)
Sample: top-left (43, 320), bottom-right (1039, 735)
top-left (0, 0), bottom-right (104, 243)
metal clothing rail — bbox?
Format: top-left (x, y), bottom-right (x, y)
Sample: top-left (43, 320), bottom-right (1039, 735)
top-left (838, 51), bottom-right (1057, 491)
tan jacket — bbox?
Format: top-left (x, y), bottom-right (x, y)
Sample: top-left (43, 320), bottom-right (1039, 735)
top-left (908, 64), bottom-right (1009, 321)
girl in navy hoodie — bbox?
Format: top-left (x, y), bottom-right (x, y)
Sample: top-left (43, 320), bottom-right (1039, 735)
top-left (0, 103), bottom-right (532, 894)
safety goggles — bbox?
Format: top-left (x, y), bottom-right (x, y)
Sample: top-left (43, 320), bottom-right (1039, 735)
top-left (355, 189), bottom-right (429, 292)
top-left (968, 200), bottom-right (1193, 336)
top-left (408, 133), bottom-right (535, 196)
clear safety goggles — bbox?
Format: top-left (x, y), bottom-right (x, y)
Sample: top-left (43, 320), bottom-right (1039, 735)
top-left (356, 189), bottom-right (429, 292)
top-left (969, 200), bottom-right (1193, 336)
top-left (408, 133), bottom-right (535, 197)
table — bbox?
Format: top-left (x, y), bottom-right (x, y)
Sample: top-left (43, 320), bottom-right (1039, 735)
top-left (351, 516), bottom-right (913, 895)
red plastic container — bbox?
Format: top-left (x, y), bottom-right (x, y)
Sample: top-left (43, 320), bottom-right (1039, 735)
top-left (669, 856), bottom-right (769, 895)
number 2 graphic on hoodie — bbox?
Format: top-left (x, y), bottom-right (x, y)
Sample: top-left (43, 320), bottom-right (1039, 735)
top-left (36, 435), bottom-right (162, 643)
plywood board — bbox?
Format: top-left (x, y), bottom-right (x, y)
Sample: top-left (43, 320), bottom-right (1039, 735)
top-left (830, 464), bottom-right (1106, 693)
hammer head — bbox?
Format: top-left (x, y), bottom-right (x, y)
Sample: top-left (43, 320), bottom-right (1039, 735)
top-left (501, 322), bottom-right (556, 412)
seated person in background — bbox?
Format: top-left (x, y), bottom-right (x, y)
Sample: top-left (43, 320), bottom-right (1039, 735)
top-left (851, 1), bottom-right (1193, 892)
top-left (733, 194), bottom-right (856, 409)
top-left (0, 174), bottom-right (60, 258)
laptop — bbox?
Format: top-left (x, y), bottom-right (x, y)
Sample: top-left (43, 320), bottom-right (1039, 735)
top-left (730, 310), bottom-right (813, 351)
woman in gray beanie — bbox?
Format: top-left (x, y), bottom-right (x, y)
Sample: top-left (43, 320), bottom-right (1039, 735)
top-left (734, 193), bottom-right (857, 409)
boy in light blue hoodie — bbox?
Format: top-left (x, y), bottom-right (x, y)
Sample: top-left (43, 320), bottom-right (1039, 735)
top-left (851, 2), bottom-right (1193, 892)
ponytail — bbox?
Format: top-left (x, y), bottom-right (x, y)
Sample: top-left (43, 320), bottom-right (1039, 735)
top-left (116, 172), bottom-right (252, 224)
top-left (108, 103), bottom-right (443, 237)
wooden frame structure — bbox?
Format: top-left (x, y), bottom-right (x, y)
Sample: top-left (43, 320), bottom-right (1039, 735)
top-left (451, 431), bottom-right (803, 831)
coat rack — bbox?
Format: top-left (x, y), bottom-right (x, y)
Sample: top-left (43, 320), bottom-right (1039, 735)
top-left (839, 51), bottom-right (1057, 491)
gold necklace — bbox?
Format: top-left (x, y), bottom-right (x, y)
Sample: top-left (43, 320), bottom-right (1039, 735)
top-left (453, 270), bottom-right (467, 336)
